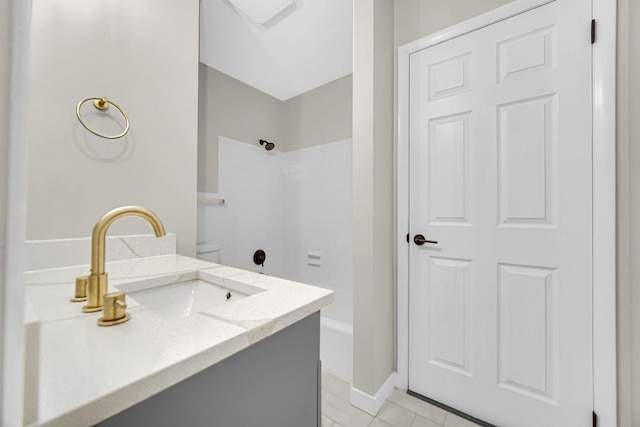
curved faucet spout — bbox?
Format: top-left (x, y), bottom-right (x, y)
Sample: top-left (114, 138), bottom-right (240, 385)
top-left (91, 206), bottom-right (166, 275)
top-left (80, 206), bottom-right (166, 313)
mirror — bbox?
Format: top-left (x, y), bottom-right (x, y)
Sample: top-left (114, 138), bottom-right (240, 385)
top-left (10, 0), bottom-right (353, 424)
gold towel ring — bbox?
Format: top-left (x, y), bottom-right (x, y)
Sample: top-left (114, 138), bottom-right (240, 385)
top-left (76, 97), bottom-right (130, 139)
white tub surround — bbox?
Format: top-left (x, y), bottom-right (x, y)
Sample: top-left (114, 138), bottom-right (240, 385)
top-left (198, 137), bottom-right (353, 381)
top-left (24, 254), bottom-right (333, 427)
top-left (319, 289), bottom-right (353, 381)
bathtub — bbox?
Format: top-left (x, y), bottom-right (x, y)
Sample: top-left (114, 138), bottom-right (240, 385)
top-left (320, 289), bottom-right (353, 382)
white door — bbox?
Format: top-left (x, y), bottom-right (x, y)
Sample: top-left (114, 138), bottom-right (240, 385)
top-left (408, 1), bottom-right (593, 426)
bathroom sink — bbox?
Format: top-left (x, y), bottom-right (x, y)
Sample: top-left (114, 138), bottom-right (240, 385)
top-left (117, 270), bottom-right (261, 319)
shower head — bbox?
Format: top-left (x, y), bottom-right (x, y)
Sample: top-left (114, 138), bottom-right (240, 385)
top-left (259, 139), bottom-right (275, 151)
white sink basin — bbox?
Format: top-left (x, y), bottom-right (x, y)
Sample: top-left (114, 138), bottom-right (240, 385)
top-left (117, 270), bottom-right (262, 319)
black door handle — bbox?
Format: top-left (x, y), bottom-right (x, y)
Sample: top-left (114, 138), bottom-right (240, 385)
top-left (414, 234), bottom-right (438, 246)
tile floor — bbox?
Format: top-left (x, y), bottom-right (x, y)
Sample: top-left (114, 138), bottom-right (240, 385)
top-left (321, 372), bottom-right (481, 427)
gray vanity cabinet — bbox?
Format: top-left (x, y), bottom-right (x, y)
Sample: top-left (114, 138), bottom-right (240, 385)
top-left (98, 313), bottom-right (321, 427)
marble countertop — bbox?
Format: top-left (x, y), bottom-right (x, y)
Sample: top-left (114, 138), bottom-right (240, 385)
top-left (24, 255), bottom-right (334, 427)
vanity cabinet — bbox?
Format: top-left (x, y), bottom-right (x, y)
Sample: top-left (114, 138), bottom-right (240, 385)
top-left (98, 313), bottom-right (321, 427)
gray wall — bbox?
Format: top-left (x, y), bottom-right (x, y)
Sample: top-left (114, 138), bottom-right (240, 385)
top-left (282, 75), bottom-right (353, 152)
top-left (394, 0), bottom-right (515, 46)
top-left (352, 0), bottom-right (395, 397)
top-left (197, 65), bottom-right (352, 193)
top-left (616, 0), bottom-right (639, 425)
top-left (0, 0), bottom-right (10, 414)
top-left (198, 66), bottom-right (286, 193)
top-left (25, 0), bottom-right (199, 256)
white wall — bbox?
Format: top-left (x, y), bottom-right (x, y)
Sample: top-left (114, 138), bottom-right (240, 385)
top-left (26, 0), bottom-right (199, 256)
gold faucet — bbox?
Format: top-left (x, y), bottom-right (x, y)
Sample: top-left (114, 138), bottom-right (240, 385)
top-left (75, 206), bottom-right (166, 315)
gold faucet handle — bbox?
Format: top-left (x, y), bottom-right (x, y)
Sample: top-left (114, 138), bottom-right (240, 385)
top-left (70, 276), bottom-right (88, 302)
top-left (97, 291), bottom-right (131, 327)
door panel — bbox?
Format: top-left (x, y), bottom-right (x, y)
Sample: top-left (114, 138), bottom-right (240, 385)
top-left (427, 256), bottom-right (472, 376)
top-left (498, 95), bottom-right (555, 225)
top-left (497, 263), bottom-right (557, 403)
top-left (408, 2), bottom-right (592, 426)
top-left (428, 113), bottom-right (471, 224)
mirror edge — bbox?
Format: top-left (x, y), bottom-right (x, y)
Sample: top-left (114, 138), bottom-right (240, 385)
top-left (2, 0), bottom-right (32, 425)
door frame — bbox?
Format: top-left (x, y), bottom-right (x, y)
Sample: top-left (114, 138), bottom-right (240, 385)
top-left (395, 0), bottom-right (617, 425)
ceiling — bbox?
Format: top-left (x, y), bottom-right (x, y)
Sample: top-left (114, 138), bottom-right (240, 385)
top-left (199, 0), bottom-right (353, 101)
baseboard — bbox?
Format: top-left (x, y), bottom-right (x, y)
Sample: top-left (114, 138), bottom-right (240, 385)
top-left (350, 372), bottom-right (396, 416)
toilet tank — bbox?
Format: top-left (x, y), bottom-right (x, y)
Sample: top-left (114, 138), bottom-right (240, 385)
top-left (196, 243), bottom-right (220, 263)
